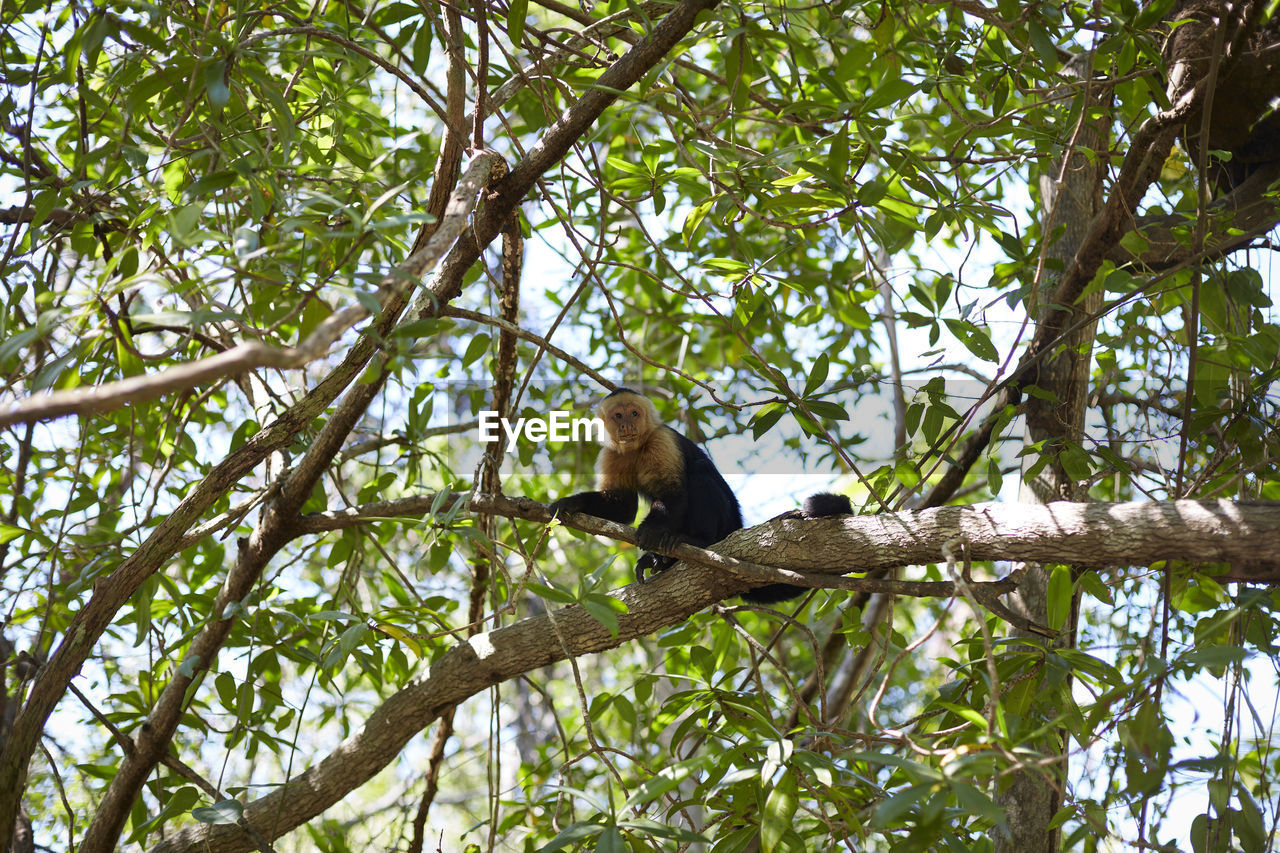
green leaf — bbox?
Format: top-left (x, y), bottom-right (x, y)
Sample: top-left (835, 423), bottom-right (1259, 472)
top-left (922, 404), bottom-right (943, 445)
top-left (597, 826), bottom-right (625, 853)
top-left (803, 352), bottom-right (830, 396)
top-left (507, 0), bottom-right (528, 46)
top-left (1058, 442), bottom-right (1092, 482)
top-left (297, 297), bottom-right (334, 343)
top-left (1076, 569), bottom-right (1112, 605)
top-left (1178, 644), bottom-right (1249, 672)
top-left (114, 326), bottom-right (144, 377)
top-left (215, 671), bottom-right (237, 711)
top-left (462, 333), bottom-right (491, 367)
top-left (1118, 228), bottom-right (1150, 256)
top-left (682, 199), bottom-right (713, 243)
top-left (582, 598), bottom-right (621, 637)
top-left (394, 318), bottom-right (441, 339)
top-left (957, 320), bottom-right (999, 362)
top-left (804, 400), bottom-right (848, 420)
top-left (935, 701), bottom-right (990, 730)
top-left (128, 785), bottom-right (201, 842)
top-left (204, 58), bottom-right (230, 109)
top-left (535, 819), bottom-right (605, 852)
top-left (986, 457), bottom-right (1003, 495)
top-left (527, 582), bottom-right (578, 604)
top-left (761, 769), bottom-right (798, 853)
top-left (1236, 782), bottom-right (1266, 853)
top-left (323, 623), bottom-right (370, 671)
top-left (191, 799), bottom-right (244, 825)
top-left (703, 257), bottom-right (750, 272)
top-left (78, 11), bottom-right (113, 71)
top-left (177, 654), bottom-right (203, 678)
top-left (865, 77), bottom-right (916, 111)
top-left (628, 761), bottom-right (697, 807)
top-left (1027, 22), bottom-right (1059, 72)
top-left (1057, 649), bottom-right (1124, 687)
top-left (873, 783), bottom-right (932, 827)
top-left (168, 201), bottom-right (204, 245)
top-left (617, 816), bottom-right (706, 842)
top-left (1135, 0), bottom-right (1177, 28)
top-left (1189, 813), bottom-right (1209, 853)
top-left (893, 459), bottom-right (921, 488)
top-left (186, 170), bottom-right (237, 198)
top-left (1046, 565), bottom-right (1073, 631)
top-left (750, 402), bottom-right (787, 439)
top-left (950, 781), bottom-right (1004, 824)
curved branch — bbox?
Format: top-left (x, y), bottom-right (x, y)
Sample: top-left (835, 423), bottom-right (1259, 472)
top-left (146, 497), bottom-right (1280, 853)
top-left (1108, 162), bottom-right (1280, 271)
top-left (0, 151), bottom-right (505, 429)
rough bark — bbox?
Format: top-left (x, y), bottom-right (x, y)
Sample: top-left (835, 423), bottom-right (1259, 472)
top-left (1166, 0), bottom-right (1280, 191)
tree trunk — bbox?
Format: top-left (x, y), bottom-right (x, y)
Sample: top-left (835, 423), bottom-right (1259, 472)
top-left (995, 50), bottom-right (1109, 853)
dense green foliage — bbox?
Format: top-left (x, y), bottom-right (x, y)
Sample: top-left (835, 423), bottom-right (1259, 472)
top-left (0, 0), bottom-right (1277, 851)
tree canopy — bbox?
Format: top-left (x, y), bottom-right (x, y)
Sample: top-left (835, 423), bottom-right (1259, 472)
top-left (1, 1), bottom-right (1278, 852)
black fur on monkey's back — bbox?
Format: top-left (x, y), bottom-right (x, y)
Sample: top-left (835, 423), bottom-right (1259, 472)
top-left (548, 388), bottom-right (853, 604)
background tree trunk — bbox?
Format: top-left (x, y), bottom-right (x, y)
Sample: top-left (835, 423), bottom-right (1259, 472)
top-left (996, 51), bottom-right (1110, 853)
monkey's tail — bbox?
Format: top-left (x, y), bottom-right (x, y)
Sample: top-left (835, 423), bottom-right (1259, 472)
top-left (801, 491), bottom-right (852, 518)
top-left (741, 492), bottom-right (852, 604)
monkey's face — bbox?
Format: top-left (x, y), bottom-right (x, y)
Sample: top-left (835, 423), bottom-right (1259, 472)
top-left (603, 401), bottom-right (648, 448)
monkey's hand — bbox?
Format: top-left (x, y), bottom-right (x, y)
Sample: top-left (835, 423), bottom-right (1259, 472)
top-left (636, 551), bottom-right (677, 584)
top-left (548, 490), bottom-right (639, 525)
top-left (635, 524), bottom-right (681, 555)
top-left (634, 525), bottom-right (683, 584)
top-left (547, 494), bottom-right (587, 517)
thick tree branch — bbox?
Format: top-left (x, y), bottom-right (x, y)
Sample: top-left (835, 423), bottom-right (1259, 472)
top-left (297, 493), bottom-right (1280, 585)
top-left (1107, 161), bottom-right (1280, 270)
top-left (502, 496), bottom-right (1280, 580)
top-left (145, 497), bottom-right (1280, 853)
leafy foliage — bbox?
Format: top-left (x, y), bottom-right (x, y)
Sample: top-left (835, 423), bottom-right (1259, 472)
top-left (0, 0), bottom-right (1277, 852)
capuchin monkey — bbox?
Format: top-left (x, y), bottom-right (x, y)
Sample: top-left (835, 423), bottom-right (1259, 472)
top-left (548, 388), bottom-right (852, 603)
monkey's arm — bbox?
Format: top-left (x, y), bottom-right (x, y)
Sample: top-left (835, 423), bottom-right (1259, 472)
top-left (548, 489), bottom-right (639, 526)
top-left (635, 488), bottom-right (688, 553)
top-left (632, 487), bottom-right (690, 582)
